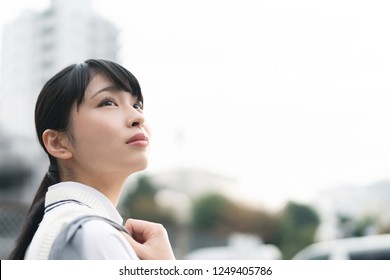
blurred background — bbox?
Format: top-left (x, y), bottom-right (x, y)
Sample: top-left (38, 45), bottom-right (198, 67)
top-left (1, 0), bottom-right (390, 260)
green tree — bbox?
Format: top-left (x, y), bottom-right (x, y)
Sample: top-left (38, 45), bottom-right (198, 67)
top-left (191, 192), bottom-right (279, 242)
top-left (273, 201), bottom-right (320, 259)
top-left (191, 192), bottom-right (232, 232)
top-left (337, 214), bottom-right (377, 237)
top-left (119, 175), bottom-right (175, 225)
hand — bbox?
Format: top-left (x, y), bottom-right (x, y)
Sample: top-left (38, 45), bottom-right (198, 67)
top-left (123, 218), bottom-right (176, 260)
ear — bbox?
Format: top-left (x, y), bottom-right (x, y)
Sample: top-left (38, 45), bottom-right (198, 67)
top-left (42, 129), bottom-right (73, 160)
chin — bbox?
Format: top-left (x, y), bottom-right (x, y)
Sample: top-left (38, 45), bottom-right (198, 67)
top-left (127, 157), bottom-right (149, 174)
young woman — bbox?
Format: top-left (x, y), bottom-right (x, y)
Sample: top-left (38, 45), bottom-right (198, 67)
top-left (10, 59), bottom-right (175, 260)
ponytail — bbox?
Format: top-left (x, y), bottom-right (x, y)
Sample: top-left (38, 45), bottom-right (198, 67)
top-left (9, 159), bottom-right (59, 259)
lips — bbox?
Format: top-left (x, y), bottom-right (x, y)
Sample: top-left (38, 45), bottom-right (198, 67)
top-left (126, 133), bottom-right (149, 145)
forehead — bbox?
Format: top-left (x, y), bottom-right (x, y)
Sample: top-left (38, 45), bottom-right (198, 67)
top-left (84, 72), bottom-right (115, 98)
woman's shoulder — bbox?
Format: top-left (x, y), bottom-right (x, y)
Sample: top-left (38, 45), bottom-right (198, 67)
top-left (53, 216), bottom-right (139, 259)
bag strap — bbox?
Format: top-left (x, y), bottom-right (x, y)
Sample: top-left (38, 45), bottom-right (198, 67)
top-left (49, 215), bottom-right (130, 259)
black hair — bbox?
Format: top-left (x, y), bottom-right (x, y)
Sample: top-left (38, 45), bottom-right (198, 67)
top-left (9, 59), bottom-right (143, 259)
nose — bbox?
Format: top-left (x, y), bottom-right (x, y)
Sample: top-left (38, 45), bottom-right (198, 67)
top-left (126, 107), bottom-right (145, 128)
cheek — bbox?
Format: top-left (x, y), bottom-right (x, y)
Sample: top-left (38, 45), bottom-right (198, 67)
top-left (71, 113), bottom-right (121, 152)
top-left (144, 123), bottom-right (152, 140)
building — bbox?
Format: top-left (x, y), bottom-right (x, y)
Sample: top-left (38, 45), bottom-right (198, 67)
top-left (313, 181), bottom-right (390, 241)
top-left (0, 0), bottom-right (119, 137)
top-left (148, 168), bottom-right (238, 198)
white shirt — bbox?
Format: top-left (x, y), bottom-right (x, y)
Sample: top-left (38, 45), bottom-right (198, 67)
top-left (25, 181), bottom-right (139, 260)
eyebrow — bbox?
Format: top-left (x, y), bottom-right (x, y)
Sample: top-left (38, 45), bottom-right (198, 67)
top-left (90, 85), bottom-right (121, 99)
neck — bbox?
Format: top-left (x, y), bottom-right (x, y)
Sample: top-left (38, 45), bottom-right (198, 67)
top-left (62, 172), bottom-right (128, 206)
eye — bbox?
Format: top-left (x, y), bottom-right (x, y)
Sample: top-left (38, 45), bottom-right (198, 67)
top-left (133, 102), bottom-right (143, 110)
top-left (98, 97), bottom-right (118, 107)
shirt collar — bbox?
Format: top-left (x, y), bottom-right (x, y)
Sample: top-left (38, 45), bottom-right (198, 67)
top-left (45, 181), bottom-right (123, 224)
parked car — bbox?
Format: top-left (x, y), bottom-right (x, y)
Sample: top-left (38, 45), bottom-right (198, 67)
top-left (184, 233), bottom-right (282, 260)
top-left (292, 234), bottom-right (390, 260)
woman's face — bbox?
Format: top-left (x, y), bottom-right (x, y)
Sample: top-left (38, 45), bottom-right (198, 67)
top-left (66, 72), bottom-right (150, 181)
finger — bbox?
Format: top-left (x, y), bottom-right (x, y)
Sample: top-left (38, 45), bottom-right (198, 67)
top-left (125, 218), bottom-right (156, 232)
top-left (131, 232), bottom-right (146, 244)
top-left (124, 219), bottom-right (153, 244)
top-left (124, 219), bottom-right (166, 239)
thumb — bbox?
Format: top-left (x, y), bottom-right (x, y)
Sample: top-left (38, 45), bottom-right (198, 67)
top-left (120, 232), bottom-right (144, 258)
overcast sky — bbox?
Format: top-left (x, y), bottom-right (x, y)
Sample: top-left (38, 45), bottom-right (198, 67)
top-left (1, 0), bottom-right (390, 209)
